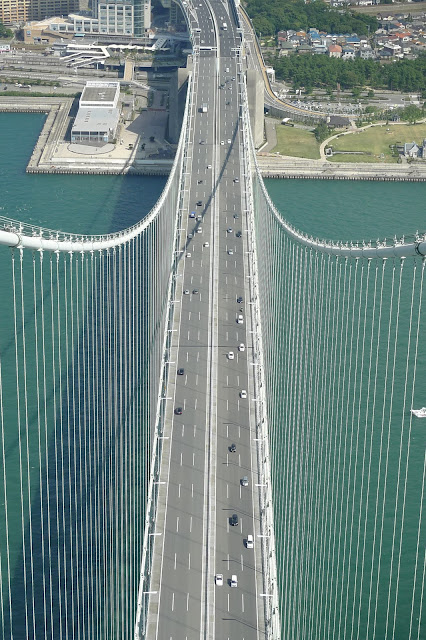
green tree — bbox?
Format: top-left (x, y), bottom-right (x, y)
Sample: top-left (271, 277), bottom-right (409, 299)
top-left (400, 104), bottom-right (423, 124)
top-left (313, 122), bottom-right (330, 142)
top-left (0, 20), bottom-right (13, 38)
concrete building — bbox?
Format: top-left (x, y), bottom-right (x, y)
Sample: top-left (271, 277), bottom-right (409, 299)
top-left (23, 14), bottom-right (100, 44)
top-left (0, 0), bottom-right (80, 25)
top-left (71, 81), bottom-right (121, 144)
top-left (97, 0), bottom-right (151, 36)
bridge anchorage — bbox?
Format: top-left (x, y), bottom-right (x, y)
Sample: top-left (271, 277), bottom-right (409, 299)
top-left (0, 1), bottom-right (424, 640)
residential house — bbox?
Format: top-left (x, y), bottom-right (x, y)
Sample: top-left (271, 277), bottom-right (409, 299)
top-left (403, 142), bottom-right (421, 158)
top-left (358, 45), bottom-right (375, 59)
top-left (328, 44), bottom-right (342, 58)
top-left (342, 45), bottom-right (356, 59)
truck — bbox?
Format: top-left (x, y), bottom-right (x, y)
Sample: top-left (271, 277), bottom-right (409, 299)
top-left (201, 103), bottom-right (207, 113)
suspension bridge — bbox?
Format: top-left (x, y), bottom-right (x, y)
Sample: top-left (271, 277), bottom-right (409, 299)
top-left (0, 1), bottom-right (424, 639)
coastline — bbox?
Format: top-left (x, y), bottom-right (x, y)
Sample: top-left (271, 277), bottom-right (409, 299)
top-left (1, 98), bottom-right (425, 181)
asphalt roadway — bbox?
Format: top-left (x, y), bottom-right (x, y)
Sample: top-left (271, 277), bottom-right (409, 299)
top-left (151, 1), bottom-right (263, 639)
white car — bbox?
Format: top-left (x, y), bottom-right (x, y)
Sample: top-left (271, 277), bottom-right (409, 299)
top-left (238, 343), bottom-right (245, 352)
top-left (184, 290), bottom-right (190, 295)
top-left (237, 314), bottom-right (243, 324)
top-left (231, 575), bottom-right (238, 588)
top-left (228, 351), bottom-right (234, 360)
top-left (197, 228), bottom-right (202, 233)
top-left (220, 140), bottom-right (224, 145)
top-left (186, 252), bottom-right (192, 258)
top-left (228, 249), bottom-right (234, 255)
top-left (240, 389), bottom-right (247, 399)
top-left (207, 164), bottom-right (212, 168)
top-left (204, 241), bottom-right (209, 247)
top-left (227, 139), bottom-right (231, 144)
top-left (216, 573), bottom-right (223, 586)
top-left (246, 534), bottom-right (254, 549)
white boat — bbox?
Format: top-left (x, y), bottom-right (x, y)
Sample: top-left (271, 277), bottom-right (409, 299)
top-left (411, 407), bottom-right (426, 418)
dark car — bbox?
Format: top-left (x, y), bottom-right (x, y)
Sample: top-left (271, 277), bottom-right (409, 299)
top-left (237, 296), bottom-right (243, 304)
top-left (229, 443), bottom-right (236, 453)
top-left (174, 407), bottom-right (183, 415)
top-left (177, 368), bottom-right (184, 375)
top-left (196, 200), bottom-right (202, 206)
top-left (230, 513), bottom-right (239, 526)
top-left (236, 231), bottom-right (242, 238)
top-left (192, 289), bottom-right (199, 294)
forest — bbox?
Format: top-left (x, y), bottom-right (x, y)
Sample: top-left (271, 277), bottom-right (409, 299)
top-left (268, 53), bottom-right (426, 93)
top-left (244, 0), bottom-right (377, 36)
top-left (0, 21), bottom-right (13, 38)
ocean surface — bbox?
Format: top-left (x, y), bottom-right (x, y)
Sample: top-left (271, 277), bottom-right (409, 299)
top-left (0, 113), bottom-right (424, 638)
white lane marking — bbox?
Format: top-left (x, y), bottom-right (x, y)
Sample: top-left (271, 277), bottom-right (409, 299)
top-left (195, 398), bottom-right (198, 410)
top-left (242, 593), bottom-right (245, 613)
top-left (241, 554), bottom-right (244, 571)
top-left (226, 375), bottom-right (228, 386)
top-left (199, 311), bottom-right (201, 321)
top-left (194, 424), bottom-right (197, 438)
top-left (191, 483), bottom-right (194, 498)
top-left (178, 483), bottom-right (181, 498)
top-left (227, 518), bottom-right (229, 533)
top-left (197, 351), bottom-right (200, 362)
top-left (186, 351), bottom-right (189, 362)
top-left (197, 329), bottom-right (200, 341)
top-left (183, 399), bottom-right (186, 410)
top-left (196, 373), bottom-right (199, 385)
top-left (192, 452), bottom-right (195, 466)
top-left (185, 374), bottom-right (188, 386)
top-left (187, 592), bottom-right (189, 611)
top-left (226, 424), bottom-right (229, 438)
top-left (225, 275), bottom-right (228, 285)
top-left (225, 311), bottom-right (228, 321)
top-left (188, 553), bottom-right (191, 570)
top-left (174, 553), bottom-right (177, 570)
top-left (227, 593), bottom-right (230, 612)
top-left (238, 425), bottom-right (241, 439)
top-left (176, 516), bottom-right (179, 532)
top-left (187, 330), bottom-right (190, 340)
top-left (226, 399), bottom-right (229, 411)
top-left (188, 311), bottom-right (192, 321)
top-left (239, 453), bottom-right (241, 467)
top-left (190, 515), bottom-right (193, 533)
top-left (237, 375), bottom-right (240, 386)
top-left (227, 553), bottom-right (230, 570)
top-left (171, 592), bottom-right (175, 612)
top-left (226, 330), bottom-right (228, 341)
top-left (180, 452), bottom-right (183, 466)
top-left (227, 483), bottom-right (229, 499)
top-left (239, 484), bottom-right (242, 500)
top-left (182, 424), bottom-right (185, 437)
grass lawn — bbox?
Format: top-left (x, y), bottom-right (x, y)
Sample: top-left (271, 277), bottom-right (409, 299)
top-left (329, 123), bottom-right (426, 163)
top-left (272, 125), bottom-right (321, 160)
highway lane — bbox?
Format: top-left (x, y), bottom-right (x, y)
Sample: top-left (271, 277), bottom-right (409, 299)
top-left (151, 2), bottom-right (263, 639)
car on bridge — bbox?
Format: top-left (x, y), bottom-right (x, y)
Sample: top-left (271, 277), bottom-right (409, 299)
top-left (237, 296), bottom-right (243, 303)
top-left (236, 231), bottom-right (242, 238)
top-left (228, 351), bottom-right (234, 360)
top-left (229, 443), bottom-right (237, 453)
top-left (241, 476), bottom-right (249, 487)
top-left (177, 368), bottom-right (184, 375)
top-left (174, 407), bottom-right (183, 415)
top-left (246, 535), bottom-right (254, 549)
top-left (231, 575), bottom-right (238, 588)
top-left (215, 574), bottom-right (223, 586)
top-left (189, 212), bottom-right (196, 218)
top-left (238, 343), bottom-right (245, 352)
top-left (230, 513), bottom-right (239, 526)
top-left (240, 389), bottom-right (247, 399)
top-left (237, 314), bottom-right (243, 324)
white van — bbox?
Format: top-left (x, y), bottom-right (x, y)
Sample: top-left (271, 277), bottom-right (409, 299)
top-left (246, 534), bottom-right (254, 549)
top-left (237, 314), bottom-right (243, 324)
top-left (231, 574), bottom-right (237, 587)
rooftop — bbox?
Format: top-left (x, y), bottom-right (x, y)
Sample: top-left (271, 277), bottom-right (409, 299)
top-left (81, 82), bottom-right (119, 104)
top-left (73, 107), bottom-right (120, 132)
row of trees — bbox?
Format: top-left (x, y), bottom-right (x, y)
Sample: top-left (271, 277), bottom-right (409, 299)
top-left (245, 0), bottom-right (377, 37)
top-left (268, 53), bottom-right (426, 93)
